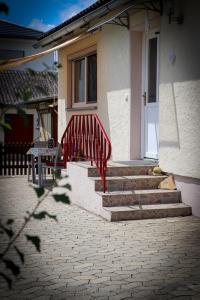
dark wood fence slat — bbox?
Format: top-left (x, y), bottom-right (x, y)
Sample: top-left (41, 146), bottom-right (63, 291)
top-left (0, 142), bottom-right (32, 176)
top-left (4, 144), bottom-right (7, 176)
top-left (0, 143), bottom-right (3, 176)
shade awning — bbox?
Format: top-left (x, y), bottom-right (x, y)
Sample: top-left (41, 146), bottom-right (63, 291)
top-left (0, 35), bottom-right (83, 71)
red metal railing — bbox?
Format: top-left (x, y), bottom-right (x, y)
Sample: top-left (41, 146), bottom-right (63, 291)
top-left (61, 114), bottom-right (111, 192)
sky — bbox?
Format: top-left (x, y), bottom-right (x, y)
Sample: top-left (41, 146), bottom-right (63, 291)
top-left (1, 0), bottom-right (96, 32)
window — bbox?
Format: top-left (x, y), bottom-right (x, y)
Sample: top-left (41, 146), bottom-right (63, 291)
top-left (148, 37), bottom-right (157, 103)
top-left (72, 52), bottom-right (97, 106)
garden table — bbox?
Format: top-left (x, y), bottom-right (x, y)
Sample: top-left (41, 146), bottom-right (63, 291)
top-left (26, 147), bottom-right (58, 187)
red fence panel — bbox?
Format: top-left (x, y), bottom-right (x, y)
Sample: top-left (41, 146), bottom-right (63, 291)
top-left (61, 114), bottom-right (111, 192)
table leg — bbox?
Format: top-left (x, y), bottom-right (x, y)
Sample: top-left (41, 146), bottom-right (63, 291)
top-left (38, 156), bottom-right (42, 187)
top-left (31, 155), bottom-right (36, 184)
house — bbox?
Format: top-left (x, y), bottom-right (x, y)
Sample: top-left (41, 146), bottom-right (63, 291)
top-left (1, 0), bottom-right (199, 220)
top-left (0, 70), bottom-right (57, 144)
top-left (0, 19), bottom-right (54, 70)
top-left (0, 20), bottom-right (57, 144)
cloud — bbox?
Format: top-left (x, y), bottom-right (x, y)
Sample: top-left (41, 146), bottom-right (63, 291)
top-left (60, 0), bottom-right (96, 22)
top-left (29, 19), bottom-right (55, 32)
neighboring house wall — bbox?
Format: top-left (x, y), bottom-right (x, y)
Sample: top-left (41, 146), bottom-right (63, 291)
top-left (159, 0), bottom-right (200, 180)
top-left (0, 38), bottom-right (54, 71)
top-left (0, 29), bottom-right (56, 144)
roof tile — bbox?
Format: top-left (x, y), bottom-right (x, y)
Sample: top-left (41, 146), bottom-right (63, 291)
top-left (0, 70), bottom-right (57, 105)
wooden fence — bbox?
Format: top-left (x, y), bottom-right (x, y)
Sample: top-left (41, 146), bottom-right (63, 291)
top-left (0, 143), bottom-right (32, 176)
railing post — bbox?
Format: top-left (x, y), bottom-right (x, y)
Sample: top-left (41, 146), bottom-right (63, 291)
top-left (61, 114), bottom-right (111, 192)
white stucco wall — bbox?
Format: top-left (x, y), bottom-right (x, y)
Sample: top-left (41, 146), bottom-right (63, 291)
top-left (159, 0), bottom-right (200, 179)
top-left (98, 26), bottom-right (131, 161)
top-left (58, 26), bottom-right (131, 161)
top-left (0, 38), bottom-right (54, 71)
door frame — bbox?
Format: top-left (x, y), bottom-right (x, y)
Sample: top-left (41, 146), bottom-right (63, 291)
top-left (141, 29), bottom-right (160, 159)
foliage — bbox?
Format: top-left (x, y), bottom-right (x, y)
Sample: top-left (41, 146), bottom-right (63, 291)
top-left (0, 2), bottom-right (8, 14)
top-left (0, 174), bottom-right (71, 289)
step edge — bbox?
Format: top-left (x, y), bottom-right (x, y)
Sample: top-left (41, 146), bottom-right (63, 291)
top-left (104, 203), bottom-right (192, 213)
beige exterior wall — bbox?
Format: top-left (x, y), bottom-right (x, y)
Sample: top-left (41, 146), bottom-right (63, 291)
top-left (58, 26), bottom-right (131, 161)
top-left (159, 0), bottom-right (200, 179)
top-left (58, 34), bottom-right (99, 144)
top-left (98, 26), bottom-right (131, 161)
top-left (57, 10), bottom-right (161, 161)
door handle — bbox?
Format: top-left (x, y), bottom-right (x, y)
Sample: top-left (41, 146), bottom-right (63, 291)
top-left (142, 92), bottom-right (147, 106)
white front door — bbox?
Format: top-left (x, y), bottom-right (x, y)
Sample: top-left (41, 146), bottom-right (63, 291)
top-left (143, 32), bottom-right (159, 159)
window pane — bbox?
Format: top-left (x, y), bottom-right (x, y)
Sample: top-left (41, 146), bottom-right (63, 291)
top-left (74, 58), bottom-right (85, 103)
top-left (87, 54), bottom-right (97, 103)
top-left (148, 37), bottom-right (157, 103)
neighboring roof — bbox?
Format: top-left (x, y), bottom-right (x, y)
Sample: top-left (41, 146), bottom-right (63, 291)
top-left (0, 19), bottom-right (43, 40)
top-left (0, 70), bottom-right (57, 105)
top-left (38, 0), bottom-right (111, 41)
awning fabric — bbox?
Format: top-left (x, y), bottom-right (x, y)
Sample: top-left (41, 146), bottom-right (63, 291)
top-left (0, 35), bottom-right (83, 71)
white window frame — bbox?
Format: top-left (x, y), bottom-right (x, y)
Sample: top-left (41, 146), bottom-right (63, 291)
top-left (71, 50), bottom-right (97, 108)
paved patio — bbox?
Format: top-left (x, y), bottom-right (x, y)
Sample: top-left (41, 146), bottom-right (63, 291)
top-left (0, 177), bottom-right (200, 300)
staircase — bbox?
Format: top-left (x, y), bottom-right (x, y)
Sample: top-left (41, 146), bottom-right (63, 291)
top-left (65, 161), bottom-right (192, 222)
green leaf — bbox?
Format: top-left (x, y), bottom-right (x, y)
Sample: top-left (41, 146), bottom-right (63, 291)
top-left (54, 62), bottom-right (62, 69)
top-left (3, 259), bottom-right (20, 276)
top-left (35, 85), bottom-right (48, 96)
top-left (34, 186), bottom-right (45, 198)
top-left (53, 194), bottom-right (70, 204)
top-left (32, 211), bottom-right (57, 222)
top-left (26, 68), bottom-right (38, 77)
top-left (53, 169), bottom-right (62, 179)
top-left (17, 107), bottom-right (27, 117)
top-left (0, 224), bottom-right (14, 238)
top-left (0, 121), bottom-right (12, 131)
top-left (42, 62), bottom-right (50, 70)
top-left (14, 246), bottom-right (25, 264)
top-left (7, 219), bottom-right (14, 225)
top-left (63, 183), bottom-right (71, 191)
top-left (15, 91), bottom-right (21, 99)
top-left (0, 272), bottom-right (12, 289)
top-left (0, 3), bottom-right (9, 15)
top-left (26, 235), bottom-right (41, 252)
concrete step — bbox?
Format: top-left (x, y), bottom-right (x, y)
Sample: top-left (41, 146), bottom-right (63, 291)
top-left (93, 175), bottom-right (167, 192)
top-left (88, 165), bottom-right (157, 177)
top-left (103, 203), bottom-right (192, 221)
top-left (97, 189), bottom-right (181, 207)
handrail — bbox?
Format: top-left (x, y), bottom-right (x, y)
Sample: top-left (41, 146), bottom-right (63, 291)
top-left (61, 114), bottom-right (111, 192)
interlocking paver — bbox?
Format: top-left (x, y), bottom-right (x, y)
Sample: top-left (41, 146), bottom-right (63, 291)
top-left (0, 177), bottom-right (200, 300)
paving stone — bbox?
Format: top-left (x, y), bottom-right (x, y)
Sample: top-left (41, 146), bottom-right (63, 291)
top-left (0, 177), bottom-right (200, 299)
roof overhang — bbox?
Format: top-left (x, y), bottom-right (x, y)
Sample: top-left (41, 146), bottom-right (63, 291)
top-left (35, 0), bottom-right (131, 48)
top-left (36, 0), bottom-right (162, 48)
